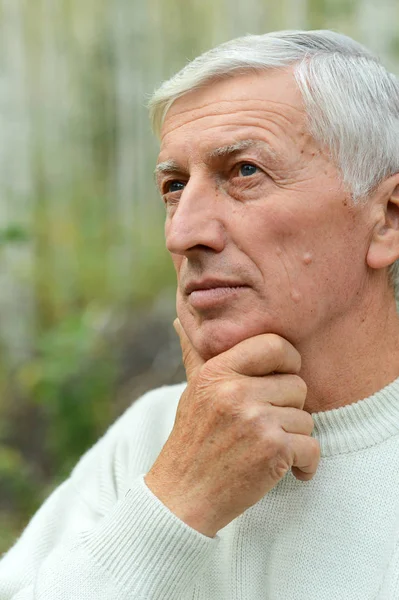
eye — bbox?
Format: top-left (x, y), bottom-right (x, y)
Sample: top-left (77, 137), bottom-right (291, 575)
top-left (165, 180), bottom-right (185, 193)
top-left (238, 163), bottom-right (258, 177)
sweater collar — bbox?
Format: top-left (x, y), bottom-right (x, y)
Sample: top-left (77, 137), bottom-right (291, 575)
top-left (312, 376), bottom-right (399, 457)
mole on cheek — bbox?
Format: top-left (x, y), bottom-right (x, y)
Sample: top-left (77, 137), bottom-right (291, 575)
top-left (303, 252), bottom-right (313, 265)
top-left (291, 289), bottom-right (302, 303)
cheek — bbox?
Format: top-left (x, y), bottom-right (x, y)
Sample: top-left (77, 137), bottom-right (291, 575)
top-left (175, 293), bottom-right (201, 339)
top-left (243, 209), bottom-right (309, 274)
top-left (245, 206), bottom-right (353, 300)
top-left (170, 253), bottom-right (183, 275)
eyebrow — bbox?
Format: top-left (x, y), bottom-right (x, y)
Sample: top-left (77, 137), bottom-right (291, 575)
top-left (154, 160), bottom-right (181, 179)
top-left (208, 139), bottom-right (278, 161)
top-left (154, 138), bottom-right (279, 179)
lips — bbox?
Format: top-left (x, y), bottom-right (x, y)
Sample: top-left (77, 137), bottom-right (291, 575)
top-left (184, 278), bottom-right (249, 295)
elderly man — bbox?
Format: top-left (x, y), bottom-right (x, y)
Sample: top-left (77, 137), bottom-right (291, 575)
top-left (1, 29), bottom-right (399, 600)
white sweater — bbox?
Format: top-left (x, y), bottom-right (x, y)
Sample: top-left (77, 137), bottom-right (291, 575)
top-left (1, 378), bottom-right (399, 599)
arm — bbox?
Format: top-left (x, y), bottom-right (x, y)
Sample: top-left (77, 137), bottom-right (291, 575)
top-left (0, 387), bottom-right (218, 600)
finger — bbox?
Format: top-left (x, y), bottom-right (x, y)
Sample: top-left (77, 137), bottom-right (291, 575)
top-left (290, 434), bottom-right (320, 481)
top-left (214, 333), bottom-right (301, 378)
top-left (248, 373), bottom-right (307, 409)
top-left (173, 318), bottom-right (205, 381)
top-left (272, 406), bottom-right (314, 436)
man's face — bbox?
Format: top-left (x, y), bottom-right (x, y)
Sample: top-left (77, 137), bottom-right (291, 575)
top-left (156, 70), bottom-right (371, 360)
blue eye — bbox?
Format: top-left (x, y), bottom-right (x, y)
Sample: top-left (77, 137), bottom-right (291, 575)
top-left (168, 181), bottom-right (185, 192)
top-left (239, 164), bottom-right (258, 177)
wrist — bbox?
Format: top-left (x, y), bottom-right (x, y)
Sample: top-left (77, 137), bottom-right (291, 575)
top-left (144, 472), bottom-right (220, 538)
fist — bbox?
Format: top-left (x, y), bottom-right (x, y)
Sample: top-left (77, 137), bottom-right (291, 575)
top-left (145, 319), bottom-right (320, 537)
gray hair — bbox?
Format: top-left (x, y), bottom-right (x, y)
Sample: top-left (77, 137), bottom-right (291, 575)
top-left (148, 30), bottom-right (399, 303)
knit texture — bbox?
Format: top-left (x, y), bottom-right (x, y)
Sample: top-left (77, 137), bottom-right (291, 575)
top-left (1, 377), bottom-right (399, 599)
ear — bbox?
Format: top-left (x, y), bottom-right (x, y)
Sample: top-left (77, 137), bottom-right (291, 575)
top-left (366, 175), bottom-right (399, 271)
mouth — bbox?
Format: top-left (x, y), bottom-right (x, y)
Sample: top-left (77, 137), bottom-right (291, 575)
top-left (184, 279), bottom-right (250, 310)
top-left (185, 278), bottom-right (249, 295)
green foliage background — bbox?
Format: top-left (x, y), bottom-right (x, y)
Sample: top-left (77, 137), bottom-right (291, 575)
top-left (0, 0), bottom-right (398, 553)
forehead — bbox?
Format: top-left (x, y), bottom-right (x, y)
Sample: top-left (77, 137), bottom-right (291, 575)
top-left (158, 69), bottom-right (310, 161)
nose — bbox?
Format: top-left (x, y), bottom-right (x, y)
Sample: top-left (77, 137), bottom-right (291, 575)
top-left (165, 175), bottom-right (226, 256)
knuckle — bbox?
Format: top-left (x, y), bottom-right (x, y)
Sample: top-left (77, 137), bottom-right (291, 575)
top-left (264, 433), bottom-right (291, 477)
top-left (212, 380), bottom-right (241, 417)
top-left (218, 379), bottom-right (241, 401)
top-left (212, 395), bottom-right (231, 419)
top-left (303, 413), bottom-right (315, 434)
top-left (266, 335), bottom-right (301, 373)
top-left (309, 437), bottom-right (321, 459)
top-left (260, 427), bottom-right (285, 455)
top-left (293, 375), bottom-right (307, 398)
top-left (265, 334), bottom-right (286, 362)
top-left (284, 375), bottom-right (307, 408)
top-left (240, 403), bottom-right (264, 427)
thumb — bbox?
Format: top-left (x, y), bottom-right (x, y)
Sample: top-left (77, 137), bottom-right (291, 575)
top-left (173, 318), bottom-right (204, 381)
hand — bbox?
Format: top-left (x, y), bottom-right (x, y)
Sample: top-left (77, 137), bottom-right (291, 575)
top-left (145, 319), bottom-right (320, 537)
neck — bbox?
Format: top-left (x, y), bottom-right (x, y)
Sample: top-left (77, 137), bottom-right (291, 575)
top-left (298, 289), bottom-right (399, 414)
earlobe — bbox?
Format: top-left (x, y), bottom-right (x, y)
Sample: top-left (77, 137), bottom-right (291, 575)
top-left (366, 182), bottom-right (399, 271)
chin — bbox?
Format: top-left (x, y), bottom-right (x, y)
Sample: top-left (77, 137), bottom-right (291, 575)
top-left (195, 335), bottom-right (237, 361)
top-left (184, 316), bottom-right (267, 361)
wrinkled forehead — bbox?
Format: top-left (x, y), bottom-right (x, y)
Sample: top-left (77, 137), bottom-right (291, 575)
top-left (161, 69), bottom-right (306, 132)
top-left (158, 70), bottom-right (315, 166)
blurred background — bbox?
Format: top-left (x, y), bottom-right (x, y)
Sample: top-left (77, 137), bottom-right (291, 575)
top-left (1, 0), bottom-right (399, 552)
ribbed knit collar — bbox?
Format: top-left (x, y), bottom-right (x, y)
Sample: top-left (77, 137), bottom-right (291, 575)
top-left (312, 376), bottom-right (399, 457)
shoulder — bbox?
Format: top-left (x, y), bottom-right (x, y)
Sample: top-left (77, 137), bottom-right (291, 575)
top-left (76, 380), bottom-right (187, 464)
top-left (70, 382), bottom-right (187, 505)
top-left (79, 381), bottom-right (186, 454)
